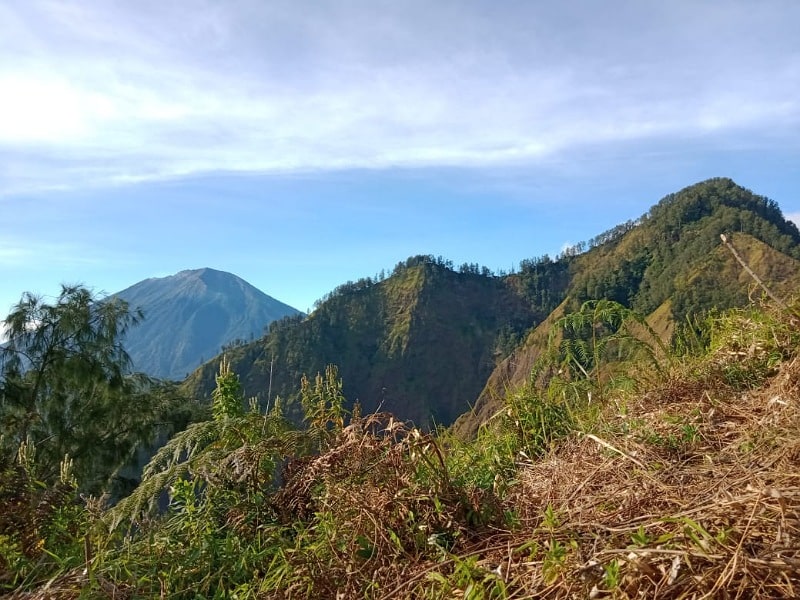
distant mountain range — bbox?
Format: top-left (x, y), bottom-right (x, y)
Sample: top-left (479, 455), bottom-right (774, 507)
top-left (113, 268), bottom-right (301, 380)
top-left (181, 178), bottom-right (800, 431)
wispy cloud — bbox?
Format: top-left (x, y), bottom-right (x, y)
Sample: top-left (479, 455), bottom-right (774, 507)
top-left (0, 237), bottom-right (124, 269)
top-left (1, 1), bottom-right (799, 194)
top-left (788, 212), bottom-right (800, 227)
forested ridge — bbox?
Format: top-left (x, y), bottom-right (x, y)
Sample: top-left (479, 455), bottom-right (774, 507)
top-left (183, 258), bottom-right (537, 427)
top-left (185, 178), bottom-right (800, 432)
top-left (2, 177), bottom-right (800, 598)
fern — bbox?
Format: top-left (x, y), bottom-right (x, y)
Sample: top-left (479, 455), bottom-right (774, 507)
top-left (541, 299), bottom-right (670, 402)
top-left (108, 363), bottom-right (295, 529)
top-left (108, 408), bottom-right (294, 529)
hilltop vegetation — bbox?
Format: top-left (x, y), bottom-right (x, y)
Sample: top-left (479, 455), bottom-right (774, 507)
top-left (186, 178), bottom-right (800, 434)
top-left (568, 177), bottom-right (800, 318)
top-left (2, 177), bottom-right (800, 598)
top-left (456, 179), bottom-right (800, 438)
top-left (184, 256), bottom-right (537, 427)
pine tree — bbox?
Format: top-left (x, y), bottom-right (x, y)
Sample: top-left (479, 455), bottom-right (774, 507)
top-left (0, 285), bottom-right (163, 491)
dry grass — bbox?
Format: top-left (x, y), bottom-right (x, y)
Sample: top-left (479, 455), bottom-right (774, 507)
top-left (389, 352), bottom-right (800, 598)
top-left (266, 412), bottom-right (505, 599)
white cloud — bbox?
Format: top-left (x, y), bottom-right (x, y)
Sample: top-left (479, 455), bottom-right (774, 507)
top-left (788, 212), bottom-right (800, 228)
top-left (1, 1), bottom-right (799, 194)
top-left (0, 238), bottom-right (118, 269)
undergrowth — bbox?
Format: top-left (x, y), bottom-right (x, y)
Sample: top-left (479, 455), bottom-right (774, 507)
top-left (2, 298), bottom-right (800, 598)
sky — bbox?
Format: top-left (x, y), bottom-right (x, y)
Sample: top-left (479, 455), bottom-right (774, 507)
top-left (1, 0), bottom-right (799, 319)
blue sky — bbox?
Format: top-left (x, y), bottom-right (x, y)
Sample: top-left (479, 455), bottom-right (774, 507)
top-left (1, 1), bottom-right (799, 318)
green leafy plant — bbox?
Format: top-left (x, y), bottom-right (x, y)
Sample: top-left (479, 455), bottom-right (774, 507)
top-left (212, 356), bottom-right (246, 420)
top-left (630, 525), bottom-right (651, 547)
top-left (504, 385), bottom-right (575, 459)
top-left (108, 361), bottom-right (292, 529)
top-left (706, 305), bottom-right (797, 389)
top-left (602, 559), bottom-right (621, 590)
top-left (542, 539), bottom-right (569, 584)
top-left (542, 503), bottom-right (561, 531)
top-left (0, 444), bottom-right (87, 593)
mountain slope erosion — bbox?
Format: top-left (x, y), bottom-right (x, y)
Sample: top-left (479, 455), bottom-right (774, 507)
top-left (454, 178), bottom-right (800, 438)
top-left (114, 268), bottom-right (301, 380)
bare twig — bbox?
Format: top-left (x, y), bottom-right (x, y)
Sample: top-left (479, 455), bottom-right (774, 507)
top-left (720, 234), bottom-right (797, 318)
top-left (584, 433), bottom-right (646, 469)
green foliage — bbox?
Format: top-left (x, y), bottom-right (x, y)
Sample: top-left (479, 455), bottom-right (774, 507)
top-left (602, 559), bottom-right (621, 590)
top-left (566, 178), bottom-right (800, 320)
top-left (0, 443), bottom-right (88, 593)
top-left (511, 254), bottom-right (571, 318)
top-left (98, 374), bottom-right (512, 598)
top-left (459, 179), bottom-right (800, 441)
top-left (483, 299), bottom-right (679, 472)
top-left (629, 525), bottom-right (653, 548)
top-left (442, 426), bottom-right (516, 499)
top-left (633, 179), bottom-right (800, 318)
top-left (705, 305), bottom-right (799, 389)
top-left (0, 285), bottom-right (174, 492)
top-left (7, 290), bottom-right (800, 598)
top-left (504, 386), bottom-right (575, 459)
top-left (542, 538), bottom-right (571, 584)
top-left (212, 356), bottom-right (245, 420)
top-left (539, 299), bottom-right (668, 403)
top-left (184, 259), bottom-right (538, 429)
top-left (109, 362), bottom-right (292, 528)
top-left (300, 364), bottom-right (346, 442)
top-left (5, 178), bottom-right (800, 598)
top-left (425, 553), bottom-right (509, 599)
top-left (185, 179), bottom-right (800, 444)
top-left (671, 313), bottom-right (713, 357)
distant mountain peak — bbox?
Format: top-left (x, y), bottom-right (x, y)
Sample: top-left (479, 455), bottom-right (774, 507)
top-left (179, 267), bottom-right (224, 277)
top-left (113, 269), bottom-right (301, 380)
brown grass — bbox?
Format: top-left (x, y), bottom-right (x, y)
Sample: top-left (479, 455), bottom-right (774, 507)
top-left (389, 353), bottom-right (800, 598)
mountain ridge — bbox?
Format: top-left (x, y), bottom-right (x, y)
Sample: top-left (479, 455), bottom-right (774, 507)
top-left (183, 178), bottom-right (800, 433)
top-left (453, 178), bottom-right (800, 437)
top-left (183, 258), bottom-right (537, 427)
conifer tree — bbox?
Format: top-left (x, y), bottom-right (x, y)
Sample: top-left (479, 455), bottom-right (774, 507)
top-left (0, 285), bottom-right (161, 491)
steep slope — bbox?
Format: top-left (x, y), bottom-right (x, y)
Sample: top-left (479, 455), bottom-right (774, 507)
top-left (568, 177), bottom-right (800, 318)
top-left (183, 258), bottom-right (537, 427)
top-left (451, 297), bottom-right (570, 438)
top-left (114, 268), bottom-right (301, 380)
top-left (455, 178), bottom-right (800, 437)
top-left (184, 179), bottom-right (800, 433)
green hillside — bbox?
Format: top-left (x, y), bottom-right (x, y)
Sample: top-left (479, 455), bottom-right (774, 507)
top-left (6, 286), bottom-right (800, 599)
top-left (183, 178), bottom-right (800, 436)
top-left (568, 177), bottom-right (800, 318)
top-left (183, 257), bottom-right (536, 427)
top-left (455, 179), bottom-right (800, 437)
top-left (4, 177), bottom-right (800, 598)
